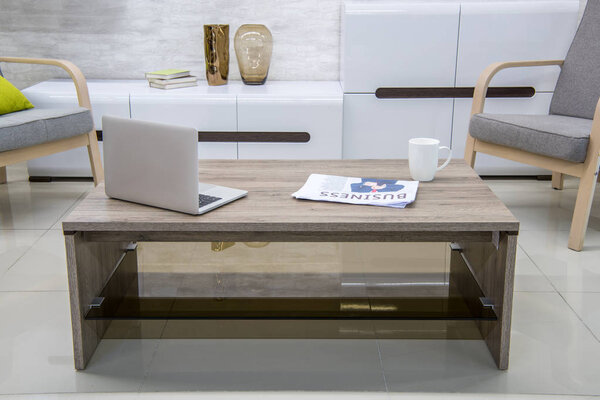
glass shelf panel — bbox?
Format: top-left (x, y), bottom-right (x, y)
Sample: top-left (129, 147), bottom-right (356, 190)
top-left (85, 242), bottom-right (496, 323)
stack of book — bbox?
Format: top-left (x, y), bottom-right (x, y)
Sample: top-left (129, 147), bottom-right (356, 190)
top-left (145, 69), bottom-right (198, 90)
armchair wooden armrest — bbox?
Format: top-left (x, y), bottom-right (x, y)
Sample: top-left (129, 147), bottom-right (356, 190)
top-left (470, 60), bottom-right (564, 116)
top-left (465, 60), bottom-right (565, 186)
top-left (0, 57), bottom-right (103, 185)
top-left (0, 57), bottom-right (92, 109)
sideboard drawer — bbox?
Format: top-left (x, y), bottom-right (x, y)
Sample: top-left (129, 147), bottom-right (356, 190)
top-left (237, 98), bottom-right (342, 160)
top-left (130, 89), bottom-right (238, 160)
top-left (236, 82), bottom-right (343, 160)
top-left (343, 94), bottom-right (453, 159)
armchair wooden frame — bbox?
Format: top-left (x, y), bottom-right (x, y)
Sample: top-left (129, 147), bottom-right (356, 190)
top-left (0, 57), bottom-right (104, 186)
top-left (465, 60), bottom-right (600, 251)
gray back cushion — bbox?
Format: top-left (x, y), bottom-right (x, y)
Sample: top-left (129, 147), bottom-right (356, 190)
top-left (550, 0), bottom-right (600, 120)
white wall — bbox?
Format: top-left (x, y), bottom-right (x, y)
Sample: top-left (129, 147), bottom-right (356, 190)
top-left (0, 0), bottom-right (587, 89)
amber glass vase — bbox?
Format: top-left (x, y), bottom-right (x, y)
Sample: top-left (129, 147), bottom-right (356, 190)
top-left (204, 24), bottom-right (229, 86)
top-left (234, 24), bottom-right (273, 85)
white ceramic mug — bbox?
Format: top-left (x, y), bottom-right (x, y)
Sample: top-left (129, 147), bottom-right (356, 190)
top-left (408, 138), bottom-right (452, 181)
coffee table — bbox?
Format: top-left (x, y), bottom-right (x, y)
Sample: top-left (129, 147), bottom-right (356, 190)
top-left (63, 159), bottom-right (518, 370)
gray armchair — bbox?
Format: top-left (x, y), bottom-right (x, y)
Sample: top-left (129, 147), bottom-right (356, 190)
top-left (0, 57), bottom-right (103, 186)
top-left (465, 0), bottom-right (600, 251)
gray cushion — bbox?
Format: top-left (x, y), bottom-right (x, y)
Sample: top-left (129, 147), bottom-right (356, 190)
top-left (550, 0), bottom-right (600, 119)
top-left (469, 113), bottom-right (592, 163)
top-left (0, 107), bottom-right (93, 152)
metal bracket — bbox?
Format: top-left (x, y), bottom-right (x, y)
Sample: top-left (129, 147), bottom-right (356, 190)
top-left (479, 297), bottom-right (495, 311)
top-left (125, 242), bottom-right (137, 252)
top-left (450, 243), bottom-right (462, 251)
top-left (89, 297), bottom-right (105, 310)
top-left (492, 231), bottom-right (500, 249)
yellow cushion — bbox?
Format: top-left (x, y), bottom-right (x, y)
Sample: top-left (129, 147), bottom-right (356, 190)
top-left (0, 76), bottom-right (35, 115)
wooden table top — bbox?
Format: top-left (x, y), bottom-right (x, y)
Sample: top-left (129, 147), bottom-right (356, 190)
top-left (62, 159), bottom-right (519, 240)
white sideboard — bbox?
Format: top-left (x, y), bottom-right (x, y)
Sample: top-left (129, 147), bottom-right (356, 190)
top-left (22, 80), bottom-right (343, 177)
top-left (341, 0), bottom-right (579, 175)
top-left (21, 0), bottom-right (581, 178)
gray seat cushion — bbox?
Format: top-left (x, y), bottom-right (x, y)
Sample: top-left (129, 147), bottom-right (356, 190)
top-left (469, 113), bottom-right (592, 163)
top-left (550, 0), bottom-right (600, 119)
top-left (0, 107), bottom-right (93, 152)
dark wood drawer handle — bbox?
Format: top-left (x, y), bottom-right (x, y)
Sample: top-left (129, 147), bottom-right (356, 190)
top-left (375, 87), bottom-right (536, 99)
top-left (96, 131), bottom-right (311, 143)
top-left (198, 131), bottom-right (310, 143)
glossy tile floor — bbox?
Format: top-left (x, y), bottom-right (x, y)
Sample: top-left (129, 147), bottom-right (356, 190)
top-left (0, 163), bottom-right (599, 398)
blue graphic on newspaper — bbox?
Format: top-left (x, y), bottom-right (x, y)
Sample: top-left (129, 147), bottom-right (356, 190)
top-left (350, 178), bottom-right (405, 193)
top-left (292, 174), bottom-right (418, 208)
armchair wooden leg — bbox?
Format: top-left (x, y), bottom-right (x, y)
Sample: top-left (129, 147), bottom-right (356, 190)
top-left (0, 167), bottom-right (7, 184)
top-left (552, 172), bottom-right (564, 190)
top-left (568, 158), bottom-right (600, 251)
top-left (464, 135), bottom-right (477, 168)
top-left (86, 130), bottom-right (104, 186)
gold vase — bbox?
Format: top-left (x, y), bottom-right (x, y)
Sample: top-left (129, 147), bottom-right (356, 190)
top-left (204, 24), bottom-right (229, 86)
top-left (234, 24), bottom-right (273, 85)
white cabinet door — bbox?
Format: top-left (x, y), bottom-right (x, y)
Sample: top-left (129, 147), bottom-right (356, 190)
top-left (23, 80), bottom-right (133, 177)
top-left (456, 1), bottom-right (578, 91)
top-left (237, 99), bottom-right (343, 160)
top-left (341, 2), bottom-right (459, 92)
top-left (452, 94), bottom-right (554, 175)
top-left (237, 82), bottom-right (343, 159)
top-left (130, 86), bottom-right (238, 160)
top-left (343, 94), bottom-right (453, 159)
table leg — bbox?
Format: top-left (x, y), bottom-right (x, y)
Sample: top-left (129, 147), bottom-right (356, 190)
top-left (64, 232), bottom-right (137, 370)
top-left (456, 233), bottom-right (517, 370)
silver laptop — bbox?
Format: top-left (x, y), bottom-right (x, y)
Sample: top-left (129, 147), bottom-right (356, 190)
top-left (102, 115), bottom-right (247, 215)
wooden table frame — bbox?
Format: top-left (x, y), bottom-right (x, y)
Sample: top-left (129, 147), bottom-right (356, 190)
top-left (63, 160), bottom-right (518, 370)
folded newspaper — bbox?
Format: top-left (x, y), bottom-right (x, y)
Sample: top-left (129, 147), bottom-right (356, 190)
top-left (292, 174), bottom-right (419, 209)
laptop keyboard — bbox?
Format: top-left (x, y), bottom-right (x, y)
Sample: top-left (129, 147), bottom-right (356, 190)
top-left (198, 194), bottom-right (222, 208)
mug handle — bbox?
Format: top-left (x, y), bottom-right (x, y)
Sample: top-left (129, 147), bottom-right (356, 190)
top-left (437, 146), bottom-right (452, 171)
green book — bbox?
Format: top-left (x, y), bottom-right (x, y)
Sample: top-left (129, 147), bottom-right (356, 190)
top-left (145, 69), bottom-right (190, 80)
